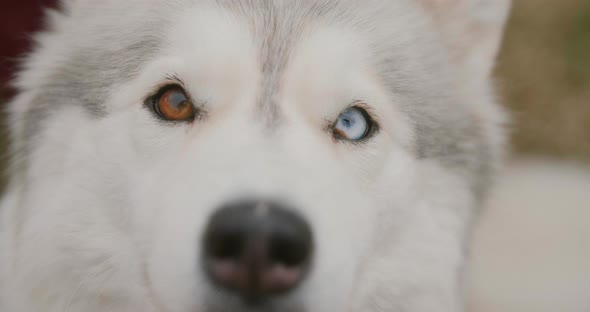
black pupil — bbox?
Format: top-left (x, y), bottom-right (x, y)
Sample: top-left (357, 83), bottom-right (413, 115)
top-left (169, 91), bottom-right (187, 109)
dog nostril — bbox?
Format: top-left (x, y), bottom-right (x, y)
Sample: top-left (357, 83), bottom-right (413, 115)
top-left (270, 232), bottom-right (311, 267)
top-left (202, 199), bottom-right (313, 302)
top-left (209, 231), bottom-right (244, 260)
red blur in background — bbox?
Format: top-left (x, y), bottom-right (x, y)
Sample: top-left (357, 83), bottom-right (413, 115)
top-left (0, 0), bottom-right (57, 97)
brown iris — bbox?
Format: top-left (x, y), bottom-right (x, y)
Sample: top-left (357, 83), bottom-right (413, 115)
top-left (154, 86), bottom-right (195, 121)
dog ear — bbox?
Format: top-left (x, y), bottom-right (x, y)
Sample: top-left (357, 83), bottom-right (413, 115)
top-left (417, 0), bottom-right (512, 78)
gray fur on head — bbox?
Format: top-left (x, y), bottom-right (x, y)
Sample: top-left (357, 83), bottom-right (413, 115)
top-left (8, 0), bottom-right (507, 196)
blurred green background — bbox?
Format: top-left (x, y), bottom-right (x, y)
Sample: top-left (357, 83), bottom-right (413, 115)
top-left (1, 0), bottom-right (590, 188)
top-left (497, 0), bottom-right (590, 161)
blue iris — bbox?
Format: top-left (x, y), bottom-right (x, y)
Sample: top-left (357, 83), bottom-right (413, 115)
top-left (335, 107), bottom-right (370, 141)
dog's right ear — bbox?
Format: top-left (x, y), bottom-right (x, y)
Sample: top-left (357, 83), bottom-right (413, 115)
top-left (417, 0), bottom-right (512, 79)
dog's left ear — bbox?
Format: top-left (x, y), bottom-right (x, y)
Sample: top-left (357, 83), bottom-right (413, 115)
top-left (417, 0), bottom-right (511, 78)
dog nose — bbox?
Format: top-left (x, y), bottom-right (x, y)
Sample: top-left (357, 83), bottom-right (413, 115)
top-left (202, 199), bottom-right (313, 302)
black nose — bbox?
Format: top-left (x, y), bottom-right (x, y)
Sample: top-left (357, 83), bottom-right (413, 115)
top-left (202, 199), bottom-right (313, 302)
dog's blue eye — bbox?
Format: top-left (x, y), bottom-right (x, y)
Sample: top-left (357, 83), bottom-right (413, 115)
top-left (333, 107), bottom-right (373, 141)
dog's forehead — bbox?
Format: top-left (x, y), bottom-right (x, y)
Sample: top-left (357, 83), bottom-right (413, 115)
top-left (166, 4), bottom-right (368, 121)
top-left (168, 1), bottom-right (361, 124)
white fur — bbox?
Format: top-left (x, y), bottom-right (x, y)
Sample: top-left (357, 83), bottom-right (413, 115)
top-left (1, 1), bottom-right (510, 311)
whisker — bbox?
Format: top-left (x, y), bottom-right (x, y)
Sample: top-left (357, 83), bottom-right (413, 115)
top-left (63, 256), bottom-right (114, 312)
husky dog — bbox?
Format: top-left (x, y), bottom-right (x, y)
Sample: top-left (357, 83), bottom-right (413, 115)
top-left (0, 0), bottom-right (510, 311)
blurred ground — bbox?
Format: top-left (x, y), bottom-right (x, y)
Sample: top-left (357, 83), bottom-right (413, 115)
top-left (468, 157), bottom-right (590, 312)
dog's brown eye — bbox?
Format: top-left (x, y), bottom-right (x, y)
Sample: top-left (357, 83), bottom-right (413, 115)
top-left (153, 86), bottom-right (195, 122)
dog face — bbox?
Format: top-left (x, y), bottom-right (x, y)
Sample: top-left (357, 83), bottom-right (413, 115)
top-left (1, 1), bottom-right (509, 311)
